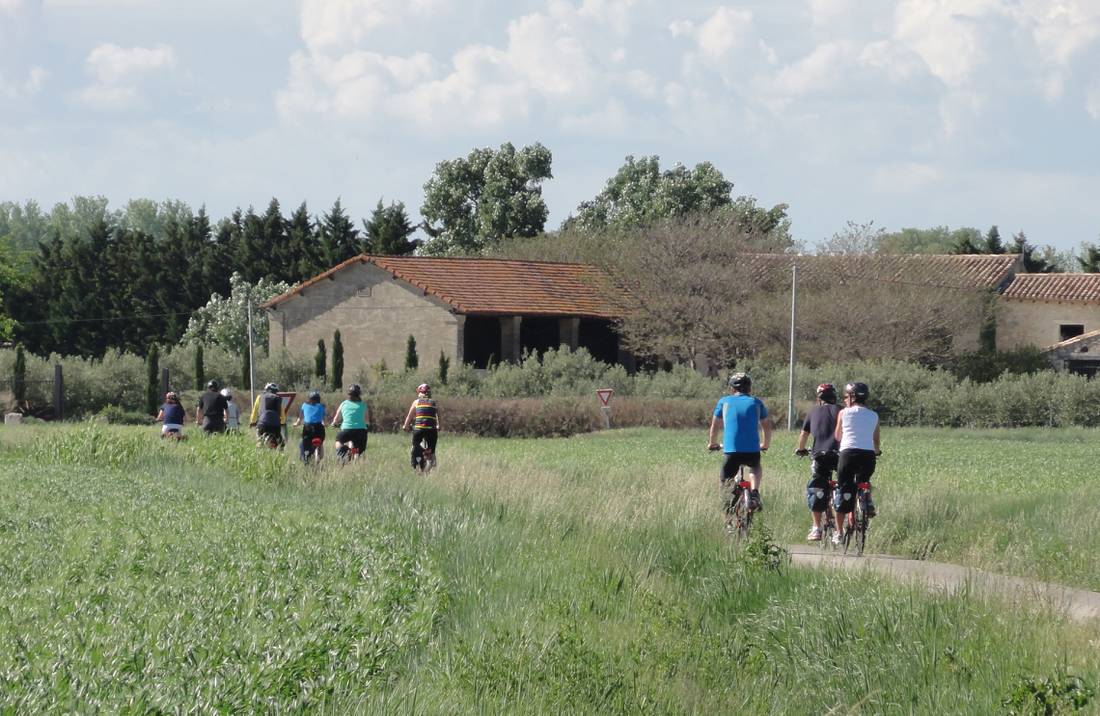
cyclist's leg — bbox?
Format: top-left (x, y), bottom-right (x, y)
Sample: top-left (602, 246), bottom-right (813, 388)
top-left (834, 450), bottom-right (858, 535)
top-left (858, 452), bottom-right (878, 517)
top-left (411, 429), bottom-right (424, 469)
top-left (424, 428), bottom-right (438, 454)
top-left (746, 452), bottom-right (763, 510)
top-left (806, 456), bottom-right (830, 537)
top-left (718, 453), bottom-right (741, 519)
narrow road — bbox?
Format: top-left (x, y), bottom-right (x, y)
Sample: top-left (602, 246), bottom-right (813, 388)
top-left (787, 545), bottom-right (1100, 623)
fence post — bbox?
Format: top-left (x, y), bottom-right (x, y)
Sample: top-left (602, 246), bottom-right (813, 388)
top-left (160, 368), bottom-right (169, 399)
top-left (53, 364), bottom-right (64, 421)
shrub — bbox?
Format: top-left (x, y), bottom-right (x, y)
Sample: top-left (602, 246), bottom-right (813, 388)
top-left (96, 404), bottom-right (154, 425)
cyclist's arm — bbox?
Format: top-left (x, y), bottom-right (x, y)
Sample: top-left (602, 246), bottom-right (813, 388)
top-left (156, 409), bottom-right (165, 422)
top-left (402, 401), bottom-right (416, 431)
top-left (195, 404), bottom-right (202, 424)
top-left (436, 405), bottom-right (442, 432)
top-left (873, 423), bottom-right (881, 454)
top-left (364, 406), bottom-right (371, 427)
top-left (759, 417), bottom-right (772, 452)
top-left (796, 429), bottom-right (810, 451)
top-left (708, 415), bottom-right (722, 449)
top-left (833, 408), bottom-right (845, 444)
top-left (330, 406), bottom-right (342, 428)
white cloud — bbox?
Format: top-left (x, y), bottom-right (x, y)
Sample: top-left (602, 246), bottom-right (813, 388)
top-left (0, 66), bottom-right (48, 100)
top-left (0, 0), bottom-right (22, 13)
top-left (75, 83), bottom-right (142, 110)
top-left (773, 41), bottom-right (849, 96)
top-left (893, 0), bottom-right (1002, 87)
top-left (299, 0), bottom-right (446, 51)
top-left (808, 0), bottom-right (852, 26)
top-left (668, 19), bottom-right (693, 38)
top-left (86, 43), bottom-right (176, 83)
top-left (696, 6), bottom-right (753, 60)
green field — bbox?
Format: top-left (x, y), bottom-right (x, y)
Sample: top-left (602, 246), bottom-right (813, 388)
top-left (0, 424), bottom-right (1097, 713)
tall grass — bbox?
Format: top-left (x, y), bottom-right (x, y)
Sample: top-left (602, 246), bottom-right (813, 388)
top-left (0, 423), bottom-right (1097, 713)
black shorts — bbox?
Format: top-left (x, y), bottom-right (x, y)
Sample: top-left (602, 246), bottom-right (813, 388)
top-left (202, 418), bottom-right (226, 434)
top-left (257, 423), bottom-right (283, 445)
top-left (301, 423), bottom-right (326, 441)
top-left (835, 449), bottom-right (876, 513)
top-left (337, 428), bottom-right (368, 453)
top-left (720, 452), bottom-right (761, 482)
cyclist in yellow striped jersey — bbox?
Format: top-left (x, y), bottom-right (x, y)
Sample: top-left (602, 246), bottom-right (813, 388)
top-left (402, 383), bottom-right (441, 471)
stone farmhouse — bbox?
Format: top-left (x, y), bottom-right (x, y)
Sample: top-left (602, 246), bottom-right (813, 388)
top-left (997, 274), bottom-right (1100, 376)
top-left (263, 253), bottom-right (1100, 377)
top-left (261, 255), bottom-right (634, 377)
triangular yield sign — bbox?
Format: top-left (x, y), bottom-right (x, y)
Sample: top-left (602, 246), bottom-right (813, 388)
top-left (596, 388), bottom-right (614, 406)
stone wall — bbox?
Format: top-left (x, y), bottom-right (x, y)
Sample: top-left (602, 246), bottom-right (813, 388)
top-left (266, 262), bottom-right (462, 380)
top-left (996, 299), bottom-right (1100, 350)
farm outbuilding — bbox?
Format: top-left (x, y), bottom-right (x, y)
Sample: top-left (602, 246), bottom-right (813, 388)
top-left (261, 255), bottom-right (635, 377)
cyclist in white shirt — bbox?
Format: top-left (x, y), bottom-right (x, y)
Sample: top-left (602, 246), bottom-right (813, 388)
top-left (831, 381), bottom-right (880, 544)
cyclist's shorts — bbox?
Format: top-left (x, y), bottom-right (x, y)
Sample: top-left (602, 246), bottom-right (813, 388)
top-left (810, 451), bottom-right (838, 481)
top-left (806, 480), bottom-right (832, 512)
top-left (162, 424), bottom-right (183, 435)
top-left (337, 428), bottom-right (368, 453)
top-left (835, 449), bottom-right (876, 513)
top-left (258, 423), bottom-right (283, 444)
top-left (302, 423), bottom-right (325, 440)
top-left (720, 451), bottom-right (761, 482)
top-left (202, 418), bottom-right (226, 434)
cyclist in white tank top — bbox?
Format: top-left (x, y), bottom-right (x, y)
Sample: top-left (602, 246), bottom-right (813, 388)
top-left (838, 405), bottom-right (878, 451)
top-left (831, 381), bottom-right (881, 543)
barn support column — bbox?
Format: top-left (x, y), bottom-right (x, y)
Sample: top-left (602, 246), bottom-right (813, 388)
top-left (500, 316), bottom-right (522, 363)
top-left (454, 314), bottom-right (466, 365)
top-left (558, 317), bottom-right (580, 350)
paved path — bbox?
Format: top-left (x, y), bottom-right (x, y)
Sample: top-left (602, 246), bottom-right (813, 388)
top-left (787, 545), bottom-right (1100, 623)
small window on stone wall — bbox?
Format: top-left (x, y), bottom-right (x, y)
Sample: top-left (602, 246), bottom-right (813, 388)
top-left (1061, 324), bottom-right (1085, 341)
top-left (356, 286), bottom-right (372, 298)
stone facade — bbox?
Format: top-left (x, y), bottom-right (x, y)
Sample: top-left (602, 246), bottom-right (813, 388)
top-left (996, 299), bottom-right (1100, 351)
top-left (266, 262), bottom-right (463, 378)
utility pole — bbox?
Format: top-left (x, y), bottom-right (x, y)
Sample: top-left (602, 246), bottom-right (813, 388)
top-left (247, 295), bottom-right (255, 407)
top-left (787, 264), bottom-right (798, 431)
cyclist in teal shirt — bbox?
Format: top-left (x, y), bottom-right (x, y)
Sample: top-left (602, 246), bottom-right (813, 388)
top-left (330, 384), bottom-right (370, 459)
top-left (707, 372), bottom-right (772, 513)
top-left (293, 390), bottom-right (327, 462)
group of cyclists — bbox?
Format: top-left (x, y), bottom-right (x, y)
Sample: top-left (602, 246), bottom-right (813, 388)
top-left (156, 379), bottom-right (441, 470)
top-left (709, 372), bottom-right (880, 546)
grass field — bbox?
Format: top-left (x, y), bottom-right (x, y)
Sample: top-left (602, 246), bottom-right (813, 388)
top-left (0, 423), bottom-right (1097, 713)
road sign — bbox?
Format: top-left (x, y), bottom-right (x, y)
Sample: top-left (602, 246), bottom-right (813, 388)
top-left (596, 388), bottom-right (614, 407)
top-left (278, 392), bottom-right (297, 414)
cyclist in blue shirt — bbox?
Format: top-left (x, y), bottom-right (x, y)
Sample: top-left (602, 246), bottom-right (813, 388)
top-left (293, 390), bottom-right (326, 462)
top-left (708, 372), bottom-right (772, 515)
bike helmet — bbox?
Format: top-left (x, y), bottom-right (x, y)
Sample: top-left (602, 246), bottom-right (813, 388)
top-left (844, 381), bottom-right (870, 403)
top-left (417, 383), bottom-right (431, 395)
top-left (165, 391), bottom-right (179, 402)
top-left (727, 372), bottom-right (751, 392)
top-left (220, 388), bottom-right (232, 398)
top-left (347, 383), bottom-right (362, 399)
top-left (308, 390), bottom-right (321, 402)
top-left (264, 382), bottom-right (279, 393)
top-left (207, 379), bottom-right (219, 391)
top-left (816, 382), bottom-right (837, 404)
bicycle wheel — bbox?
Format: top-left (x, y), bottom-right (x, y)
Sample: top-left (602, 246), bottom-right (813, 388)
top-left (821, 505), bottom-right (836, 552)
top-left (854, 494), bottom-right (868, 556)
top-left (736, 491), bottom-right (752, 542)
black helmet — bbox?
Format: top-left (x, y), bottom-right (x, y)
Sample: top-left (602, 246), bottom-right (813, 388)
top-left (347, 383), bottom-right (362, 398)
top-left (816, 382), bottom-right (837, 404)
top-left (308, 390), bottom-right (321, 402)
top-left (264, 382), bottom-right (279, 394)
top-left (727, 372), bottom-right (751, 392)
top-left (844, 382), bottom-right (869, 403)
top-left (207, 379), bottom-right (219, 391)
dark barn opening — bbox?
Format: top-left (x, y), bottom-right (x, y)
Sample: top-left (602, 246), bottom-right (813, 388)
top-left (463, 316), bottom-right (501, 368)
top-left (579, 319), bottom-right (619, 364)
top-left (520, 317), bottom-right (559, 357)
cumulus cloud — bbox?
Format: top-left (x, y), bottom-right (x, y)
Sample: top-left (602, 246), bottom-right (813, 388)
top-left (669, 6), bottom-right (753, 61)
top-left (0, 66), bottom-right (47, 100)
top-left (86, 43), bottom-right (176, 83)
top-left (299, 0), bottom-right (447, 51)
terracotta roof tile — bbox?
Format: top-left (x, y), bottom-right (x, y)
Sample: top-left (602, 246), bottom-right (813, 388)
top-left (1002, 273), bottom-right (1100, 303)
top-left (262, 255), bottom-right (631, 318)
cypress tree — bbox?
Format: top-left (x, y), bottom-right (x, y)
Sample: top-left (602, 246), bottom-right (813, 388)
top-left (405, 335), bottom-right (418, 370)
top-left (438, 350), bottom-right (449, 385)
top-left (145, 343), bottom-right (160, 415)
top-left (315, 338), bottom-right (326, 381)
top-left (331, 330), bottom-right (344, 391)
top-left (319, 199), bottom-right (362, 267)
top-left (194, 344), bottom-right (205, 391)
top-left (12, 344), bottom-right (26, 403)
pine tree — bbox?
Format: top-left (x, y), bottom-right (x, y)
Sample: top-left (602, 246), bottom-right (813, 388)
top-left (194, 344), bottom-right (205, 391)
top-left (983, 225), bottom-right (1004, 254)
top-left (319, 199), bottom-right (362, 267)
top-left (287, 202), bottom-right (321, 280)
top-left (331, 330), bottom-right (344, 391)
top-left (438, 350), bottom-right (450, 385)
top-left (146, 343), bottom-right (160, 415)
top-left (1077, 242), bottom-right (1100, 272)
top-left (314, 338), bottom-right (327, 381)
top-left (364, 200), bottom-right (417, 255)
top-left (12, 344), bottom-right (26, 403)
top-left (405, 335), bottom-right (419, 370)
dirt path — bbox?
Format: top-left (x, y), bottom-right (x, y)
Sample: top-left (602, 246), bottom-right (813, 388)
top-left (787, 545), bottom-right (1100, 623)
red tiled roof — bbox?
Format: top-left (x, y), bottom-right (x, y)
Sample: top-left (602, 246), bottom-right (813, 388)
top-left (1002, 273), bottom-right (1100, 303)
top-left (262, 255), bottom-right (631, 318)
top-left (744, 253), bottom-right (1021, 290)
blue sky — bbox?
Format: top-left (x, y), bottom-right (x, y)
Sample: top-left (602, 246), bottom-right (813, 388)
top-left (2, 0), bottom-right (1100, 249)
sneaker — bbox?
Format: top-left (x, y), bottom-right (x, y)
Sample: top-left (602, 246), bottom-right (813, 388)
top-left (750, 489), bottom-right (763, 511)
top-left (807, 527), bottom-right (822, 541)
top-left (831, 531), bottom-right (843, 546)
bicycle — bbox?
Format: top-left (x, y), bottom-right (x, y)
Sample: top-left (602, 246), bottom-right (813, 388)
top-left (840, 481), bottom-right (873, 556)
top-left (413, 435), bottom-right (437, 474)
top-left (820, 479), bottom-right (838, 552)
top-left (301, 436), bottom-right (323, 466)
top-left (336, 444), bottom-right (361, 465)
top-left (723, 468), bottom-right (755, 541)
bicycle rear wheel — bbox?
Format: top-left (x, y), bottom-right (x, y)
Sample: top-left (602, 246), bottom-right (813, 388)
top-left (820, 505), bottom-right (836, 552)
top-left (854, 495), bottom-right (869, 556)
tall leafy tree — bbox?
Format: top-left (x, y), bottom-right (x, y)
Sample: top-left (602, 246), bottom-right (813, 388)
top-left (145, 343), bottom-right (160, 414)
top-left (319, 199), bottom-right (362, 267)
top-left (421, 142), bottom-right (553, 254)
top-left (331, 330), bottom-right (344, 391)
top-left (1077, 242), bottom-right (1100, 272)
top-left (364, 200), bottom-right (417, 255)
top-left (983, 225), bottom-right (1005, 254)
top-left (286, 201), bottom-right (322, 278)
top-left (314, 338), bottom-right (326, 382)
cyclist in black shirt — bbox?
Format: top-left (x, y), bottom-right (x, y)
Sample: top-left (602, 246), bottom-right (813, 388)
top-left (795, 382), bottom-right (841, 541)
top-left (195, 380), bottom-right (229, 434)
